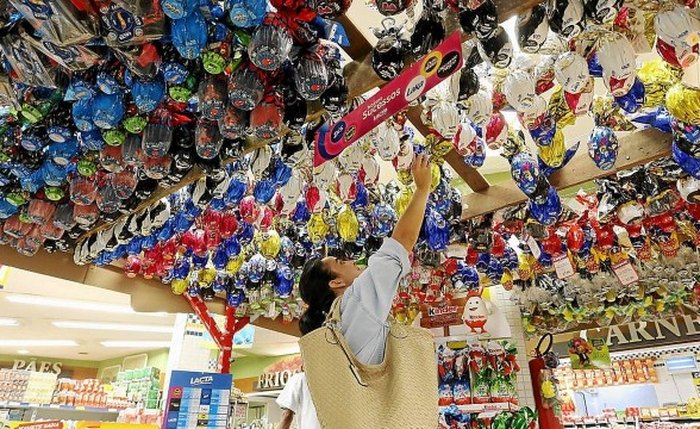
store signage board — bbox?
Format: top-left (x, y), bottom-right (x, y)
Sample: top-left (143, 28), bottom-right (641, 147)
top-left (314, 31), bottom-right (464, 166)
top-left (552, 314), bottom-right (700, 354)
top-left (11, 359), bottom-right (63, 374)
top-left (255, 354), bottom-right (303, 391)
top-left (162, 371), bottom-right (232, 429)
top-left (421, 291), bottom-right (512, 339)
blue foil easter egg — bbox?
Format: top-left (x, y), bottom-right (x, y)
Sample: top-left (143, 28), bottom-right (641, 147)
top-left (171, 12), bottom-right (208, 59)
top-left (92, 93), bottom-right (125, 129)
top-left (528, 186), bottom-right (562, 225)
top-left (587, 126), bottom-right (618, 170)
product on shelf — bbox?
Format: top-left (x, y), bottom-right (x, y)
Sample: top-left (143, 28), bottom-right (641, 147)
top-left (554, 358), bottom-right (657, 390)
top-left (439, 405), bottom-right (537, 429)
top-left (0, 369), bottom-right (57, 404)
top-left (111, 367), bottom-right (162, 410)
top-left (437, 339), bottom-right (521, 422)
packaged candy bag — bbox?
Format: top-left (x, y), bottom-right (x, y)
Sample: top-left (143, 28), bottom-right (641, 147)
top-left (453, 379), bottom-right (472, 405)
top-left (220, 105), bottom-right (250, 139)
top-left (144, 154), bottom-right (172, 179)
top-left (96, 185), bottom-right (121, 213)
top-left (588, 126), bottom-right (618, 170)
top-left (53, 203), bottom-right (77, 230)
top-left (438, 382), bottom-right (455, 406)
top-left (100, 145), bottom-right (125, 173)
top-left (122, 134), bottom-right (146, 167)
top-left (471, 370), bottom-right (491, 404)
top-left (9, 0), bottom-right (97, 46)
top-left (548, 0), bottom-right (584, 38)
top-left (111, 169), bottom-right (138, 199)
top-left (438, 345), bottom-right (456, 382)
top-left (375, 0), bottom-right (414, 16)
top-left (477, 26), bottom-right (513, 69)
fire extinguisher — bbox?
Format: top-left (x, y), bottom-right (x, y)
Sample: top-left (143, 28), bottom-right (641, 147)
top-left (528, 333), bottom-right (563, 429)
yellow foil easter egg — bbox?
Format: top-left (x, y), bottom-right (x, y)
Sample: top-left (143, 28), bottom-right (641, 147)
top-left (337, 205), bottom-right (360, 242)
top-left (226, 254), bottom-right (246, 275)
top-left (171, 279), bottom-right (188, 295)
top-left (307, 212), bottom-right (330, 243)
top-left (395, 187), bottom-right (413, 216)
top-left (257, 230), bottom-right (281, 258)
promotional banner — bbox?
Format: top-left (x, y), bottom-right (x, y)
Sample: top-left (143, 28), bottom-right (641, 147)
top-left (162, 371), bottom-right (232, 429)
top-left (419, 288), bottom-right (512, 339)
top-left (568, 336), bottom-right (612, 369)
top-left (314, 31), bottom-right (464, 166)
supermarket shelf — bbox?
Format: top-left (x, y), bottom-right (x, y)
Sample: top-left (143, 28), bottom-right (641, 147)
top-left (640, 416), bottom-right (700, 422)
top-left (0, 401), bottom-right (122, 414)
top-left (438, 402), bottom-right (519, 413)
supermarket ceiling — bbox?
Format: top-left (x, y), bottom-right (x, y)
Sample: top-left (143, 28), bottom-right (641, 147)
top-left (0, 267), bottom-right (299, 361)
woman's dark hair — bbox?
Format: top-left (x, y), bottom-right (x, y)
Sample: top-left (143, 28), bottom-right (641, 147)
top-left (298, 258), bottom-right (337, 335)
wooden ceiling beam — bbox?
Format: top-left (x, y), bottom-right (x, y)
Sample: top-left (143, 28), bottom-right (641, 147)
top-left (405, 106), bottom-right (491, 192)
top-left (460, 128), bottom-right (674, 220)
top-left (344, 0), bottom-right (548, 98)
top-left (337, 16), bottom-right (373, 61)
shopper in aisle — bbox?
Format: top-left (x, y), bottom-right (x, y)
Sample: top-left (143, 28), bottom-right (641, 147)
top-left (275, 372), bottom-right (318, 429)
top-left (296, 153), bottom-right (435, 427)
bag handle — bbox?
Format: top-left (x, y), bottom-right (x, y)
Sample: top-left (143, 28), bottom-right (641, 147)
top-left (322, 297), bottom-right (368, 387)
top-left (325, 296), bottom-right (343, 326)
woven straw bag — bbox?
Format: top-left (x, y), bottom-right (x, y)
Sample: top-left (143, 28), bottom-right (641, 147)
top-left (299, 297), bottom-right (439, 429)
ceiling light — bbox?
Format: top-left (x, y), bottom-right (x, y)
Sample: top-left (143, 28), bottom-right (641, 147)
top-left (53, 321), bottom-right (173, 333)
top-left (16, 350), bottom-right (29, 355)
top-left (0, 318), bottom-right (18, 326)
top-left (5, 294), bottom-right (167, 317)
top-left (100, 341), bottom-right (171, 348)
top-left (0, 340), bottom-right (77, 347)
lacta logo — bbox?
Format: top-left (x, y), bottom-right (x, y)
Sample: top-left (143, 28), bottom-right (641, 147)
top-left (190, 376), bottom-right (213, 386)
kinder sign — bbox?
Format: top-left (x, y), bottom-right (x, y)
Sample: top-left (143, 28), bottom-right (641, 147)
top-left (314, 31), bottom-right (463, 166)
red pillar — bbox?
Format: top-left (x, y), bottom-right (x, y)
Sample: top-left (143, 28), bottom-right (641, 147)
top-left (184, 293), bottom-right (250, 374)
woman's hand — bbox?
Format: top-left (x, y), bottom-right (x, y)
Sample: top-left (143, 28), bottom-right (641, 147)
top-left (391, 153), bottom-right (432, 252)
top-left (412, 154), bottom-right (432, 193)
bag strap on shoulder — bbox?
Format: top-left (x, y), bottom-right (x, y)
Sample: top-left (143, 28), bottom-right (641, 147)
top-left (324, 296), bottom-right (343, 326)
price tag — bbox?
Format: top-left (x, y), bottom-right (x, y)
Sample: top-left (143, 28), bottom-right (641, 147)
top-left (553, 253), bottom-right (575, 279)
top-left (525, 234), bottom-right (541, 259)
top-left (613, 260), bottom-right (639, 286)
top-left (565, 197), bottom-right (587, 216)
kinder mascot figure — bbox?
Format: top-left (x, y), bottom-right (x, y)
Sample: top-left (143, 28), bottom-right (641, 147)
top-left (461, 287), bottom-right (494, 335)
